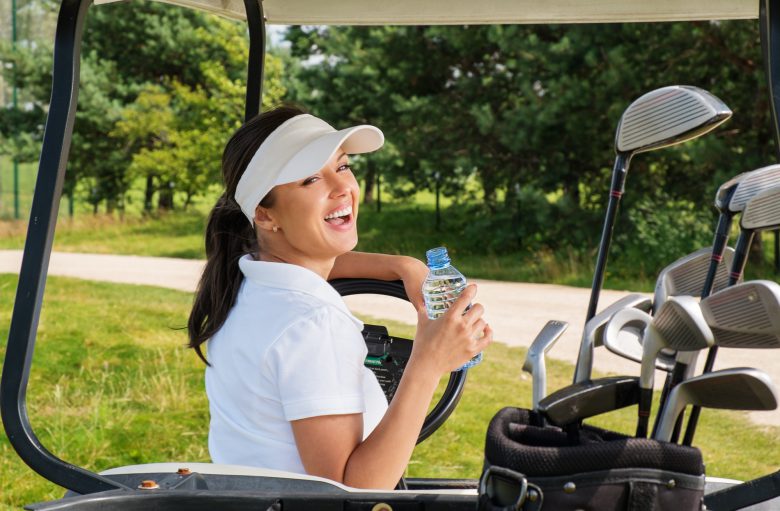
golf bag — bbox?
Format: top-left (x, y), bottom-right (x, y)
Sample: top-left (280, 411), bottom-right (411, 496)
top-left (478, 407), bottom-right (705, 511)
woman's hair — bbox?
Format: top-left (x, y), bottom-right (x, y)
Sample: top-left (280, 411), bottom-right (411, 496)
top-left (187, 105), bottom-right (306, 364)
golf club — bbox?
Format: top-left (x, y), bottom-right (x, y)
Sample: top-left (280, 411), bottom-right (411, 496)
top-left (572, 294), bottom-right (652, 384)
top-left (653, 246), bottom-right (736, 315)
top-left (650, 245), bottom-right (736, 437)
top-left (537, 375), bottom-right (640, 428)
top-left (662, 165), bottom-right (780, 439)
top-left (656, 368), bottom-right (777, 442)
top-left (684, 187), bottom-right (780, 443)
top-left (601, 307), bottom-right (675, 372)
top-left (605, 296), bottom-right (714, 437)
top-left (522, 319), bottom-right (569, 411)
top-left (586, 86), bottom-right (731, 328)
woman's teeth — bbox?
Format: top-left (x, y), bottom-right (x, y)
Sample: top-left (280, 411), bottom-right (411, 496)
top-left (324, 205), bottom-right (352, 220)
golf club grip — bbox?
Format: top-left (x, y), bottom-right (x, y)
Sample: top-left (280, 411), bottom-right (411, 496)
top-left (636, 387), bottom-right (652, 438)
top-left (586, 154), bottom-right (630, 321)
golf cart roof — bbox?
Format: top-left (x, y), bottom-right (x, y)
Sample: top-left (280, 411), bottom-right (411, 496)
top-left (94, 0), bottom-right (759, 24)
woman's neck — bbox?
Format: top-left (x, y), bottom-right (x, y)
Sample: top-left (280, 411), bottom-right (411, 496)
top-left (255, 250), bottom-right (335, 280)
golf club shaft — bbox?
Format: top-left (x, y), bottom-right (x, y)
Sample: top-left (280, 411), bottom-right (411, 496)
top-left (683, 230), bottom-right (754, 445)
top-left (636, 387), bottom-right (652, 437)
top-left (586, 153), bottom-right (630, 323)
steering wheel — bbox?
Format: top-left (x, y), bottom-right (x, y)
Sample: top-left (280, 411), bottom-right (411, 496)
top-left (329, 278), bottom-right (468, 444)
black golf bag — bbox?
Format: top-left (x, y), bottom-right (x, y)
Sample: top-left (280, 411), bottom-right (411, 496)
top-left (478, 407), bottom-right (706, 511)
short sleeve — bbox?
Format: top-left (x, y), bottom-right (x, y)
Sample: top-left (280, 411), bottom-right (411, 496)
top-left (266, 307), bottom-right (368, 421)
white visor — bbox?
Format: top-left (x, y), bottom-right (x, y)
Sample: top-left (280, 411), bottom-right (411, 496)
top-left (235, 114), bottom-right (385, 224)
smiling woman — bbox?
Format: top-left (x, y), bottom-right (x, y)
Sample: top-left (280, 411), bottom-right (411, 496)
top-left (186, 105), bottom-right (492, 489)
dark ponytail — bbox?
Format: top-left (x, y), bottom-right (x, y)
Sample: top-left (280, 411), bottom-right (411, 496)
top-left (188, 105), bottom-right (306, 364)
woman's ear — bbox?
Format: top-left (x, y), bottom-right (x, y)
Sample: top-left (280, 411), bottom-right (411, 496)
top-left (254, 206), bottom-right (278, 233)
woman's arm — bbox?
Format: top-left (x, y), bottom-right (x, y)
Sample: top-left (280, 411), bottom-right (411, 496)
top-left (291, 285), bottom-right (493, 489)
top-left (329, 251), bottom-right (429, 311)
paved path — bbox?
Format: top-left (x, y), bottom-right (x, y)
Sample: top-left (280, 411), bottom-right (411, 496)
top-left (0, 249), bottom-right (778, 428)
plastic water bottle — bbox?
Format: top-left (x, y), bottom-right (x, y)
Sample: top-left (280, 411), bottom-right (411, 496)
top-left (422, 247), bottom-right (483, 370)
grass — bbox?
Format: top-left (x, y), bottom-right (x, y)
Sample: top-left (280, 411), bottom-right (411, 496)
top-left (1, 275), bottom-right (778, 509)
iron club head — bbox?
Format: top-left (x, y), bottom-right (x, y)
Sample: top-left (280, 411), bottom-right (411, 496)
top-left (655, 368), bottom-right (778, 442)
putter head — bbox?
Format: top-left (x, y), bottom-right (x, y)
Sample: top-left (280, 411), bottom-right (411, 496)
top-left (653, 246), bottom-right (736, 314)
top-left (616, 86), bottom-right (731, 154)
top-left (573, 294), bottom-right (652, 384)
top-left (537, 376), bottom-right (640, 427)
top-left (740, 186), bottom-right (780, 232)
top-left (701, 280), bottom-right (780, 348)
top-left (603, 307), bottom-right (675, 372)
top-left (728, 164), bottom-right (780, 213)
top-left (522, 320), bottom-right (569, 374)
top-left (655, 367), bottom-right (778, 442)
top-left (523, 320), bottom-right (569, 410)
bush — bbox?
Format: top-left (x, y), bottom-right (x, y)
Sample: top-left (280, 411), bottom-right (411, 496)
top-left (612, 195), bottom-right (716, 280)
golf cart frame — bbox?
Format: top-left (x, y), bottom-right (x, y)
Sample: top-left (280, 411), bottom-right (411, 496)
top-left (2, 0), bottom-right (780, 508)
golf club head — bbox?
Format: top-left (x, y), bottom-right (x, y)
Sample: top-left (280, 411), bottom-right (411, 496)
top-left (701, 280), bottom-right (780, 349)
top-left (603, 307), bottom-right (675, 372)
top-left (715, 172), bottom-right (747, 212)
top-left (655, 367), bottom-right (778, 442)
top-left (727, 164), bottom-right (780, 213)
top-left (537, 376), bottom-right (640, 428)
top-left (653, 246), bottom-right (736, 314)
top-left (616, 86), bottom-right (731, 155)
top-left (523, 320), bottom-right (569, 410)
top-left (740, 186), bottom-right (780, 231)
top-left (573, 294), bottom-right (652, 384)
top-left (641, 296), bottom-right (714, 389)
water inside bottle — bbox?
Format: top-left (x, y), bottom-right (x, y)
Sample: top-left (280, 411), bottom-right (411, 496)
top-left (423, 276), bottom-right (468, 319)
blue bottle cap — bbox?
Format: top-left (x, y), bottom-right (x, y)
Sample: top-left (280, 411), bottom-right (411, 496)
top-left (426, 247), bottom-right (451, 269)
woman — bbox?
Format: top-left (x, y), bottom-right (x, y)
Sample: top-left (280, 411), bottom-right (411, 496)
top-left (188, 105), bottom-right (491, 490)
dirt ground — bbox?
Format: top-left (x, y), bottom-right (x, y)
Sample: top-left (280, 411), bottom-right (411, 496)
top-left (0, 249), bottom-right (777, 428)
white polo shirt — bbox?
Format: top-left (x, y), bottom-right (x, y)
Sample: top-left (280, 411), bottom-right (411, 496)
top-left (205, 255), bottom-right (388, 474)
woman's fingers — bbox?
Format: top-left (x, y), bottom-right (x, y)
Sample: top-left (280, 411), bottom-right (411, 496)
top-left (449, 284), bottom-right (477, 316)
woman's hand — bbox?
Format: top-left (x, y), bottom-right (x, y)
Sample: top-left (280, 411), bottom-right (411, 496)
top-left (394, 256), bottom-right (429, 312)
top-left (410, 284), bottom-right (492, 375)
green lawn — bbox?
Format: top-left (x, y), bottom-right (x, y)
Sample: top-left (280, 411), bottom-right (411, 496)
top-left (1, 275), bottom-right (778, 509)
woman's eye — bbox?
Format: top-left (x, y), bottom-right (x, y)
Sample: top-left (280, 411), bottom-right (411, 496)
top-left (302, 176), bottom-right (319, 186)
top-left (338, 164), bottom-right (352, 172)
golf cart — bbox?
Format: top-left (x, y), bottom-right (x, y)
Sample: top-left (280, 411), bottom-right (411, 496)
top-left (2, 0), bottom-right (780, 509)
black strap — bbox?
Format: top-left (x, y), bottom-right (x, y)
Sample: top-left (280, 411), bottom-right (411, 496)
top-left (478, 466), bottom-right (543, 511)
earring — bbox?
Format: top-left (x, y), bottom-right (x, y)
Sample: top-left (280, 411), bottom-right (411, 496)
top-left (272, 226), bottom-right (278, 233)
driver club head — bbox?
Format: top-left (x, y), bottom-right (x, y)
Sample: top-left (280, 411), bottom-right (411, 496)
top-left (523, 320), bottom-right (569, 410)
top-left (573, 294), bottom-right (652, 384)
top-left (653, 246), bottom-right (736, 315)
top-left (655, 368), bottom-right (778, 442)
top-left (701, 280), bottom-right (780, 349)
top-left (616, 86), bottom-right (732, 155)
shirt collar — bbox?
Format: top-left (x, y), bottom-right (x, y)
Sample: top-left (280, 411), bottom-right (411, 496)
top-left (238, 254), bottom-right (363, 330)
